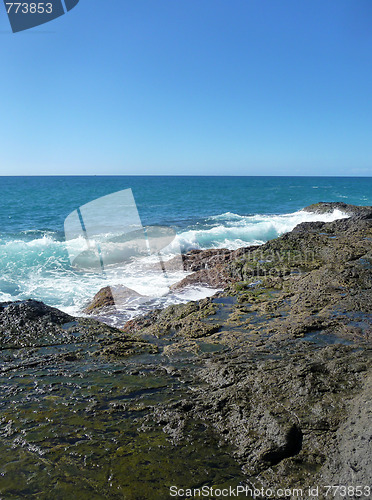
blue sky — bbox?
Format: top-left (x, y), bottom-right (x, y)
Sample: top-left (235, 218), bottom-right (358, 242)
top-left (0, 0), bottom-right (371, 176)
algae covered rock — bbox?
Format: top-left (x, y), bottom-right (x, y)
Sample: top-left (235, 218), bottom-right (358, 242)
top-left (123, 297), bottom-right (220, 339)
top-left (120, 203), bottom-right (372, 490)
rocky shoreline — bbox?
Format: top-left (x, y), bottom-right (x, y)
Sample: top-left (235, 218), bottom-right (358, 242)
top-left (120, 202), bottom-right (372, 494)
top-left (0, 202), bottom-right (371, 499)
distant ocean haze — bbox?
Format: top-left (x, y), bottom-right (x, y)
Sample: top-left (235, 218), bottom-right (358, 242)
top-left (0, 176), bottom-right (371, 323)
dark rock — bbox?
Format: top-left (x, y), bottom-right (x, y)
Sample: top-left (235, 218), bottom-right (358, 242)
top-left (0, 298), bottom-right (152, 356)
top-left (320, 370), bottom-right (372, 485)
top-left (155, 344), bottom-right (371, 488)
top-left (123, 297), bottom-right (220, 339)
top-left (0, 299), bottom-right (73, 348)
top-left (0, 299), bottom-right (72, 325)
top-left (170, 267), bottom-right (231, 290)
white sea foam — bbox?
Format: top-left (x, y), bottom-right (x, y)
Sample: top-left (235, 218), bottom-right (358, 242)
top-left (173, 209), bottom-right (348, 252)
top-left (210, 212), bottom-right (245, 221)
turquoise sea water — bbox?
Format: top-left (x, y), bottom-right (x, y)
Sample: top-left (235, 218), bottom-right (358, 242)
top-left (1, 176), bottom-right (371, 319)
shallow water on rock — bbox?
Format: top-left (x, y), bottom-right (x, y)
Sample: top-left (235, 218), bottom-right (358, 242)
top-left (0, 346), bottom-right (247, 499)
top-left (299, 331), bottom-right (354, 346)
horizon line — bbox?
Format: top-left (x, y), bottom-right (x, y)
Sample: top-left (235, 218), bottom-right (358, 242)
top-left (0, 174), bottom-right (372, 178)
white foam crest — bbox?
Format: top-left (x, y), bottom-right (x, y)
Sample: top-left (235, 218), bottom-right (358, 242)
top-left (0, 291), bottom-right (13, 302)
top-left (173, 209), bottom-right (348, 251)
top-left (210, 212), bottom-right (245, 221)
top-left (1, 234), bottom-right (63, 249)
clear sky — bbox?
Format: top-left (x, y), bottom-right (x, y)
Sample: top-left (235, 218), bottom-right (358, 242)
top-left (0, 0), bottom-right (371, 176)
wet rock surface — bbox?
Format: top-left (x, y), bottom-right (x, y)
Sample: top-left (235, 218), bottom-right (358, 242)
top-left (1, 202), bottom-right (372, 499)
top-left (0, 305), bottom-right (246, 498)
top-left (153, 343), bottom-right (372, 492)
top-left (122, 202), bottom-right (372, 495)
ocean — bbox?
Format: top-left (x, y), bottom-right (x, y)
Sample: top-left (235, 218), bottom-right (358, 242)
top-left (1, 176), bottom-right (371, 322)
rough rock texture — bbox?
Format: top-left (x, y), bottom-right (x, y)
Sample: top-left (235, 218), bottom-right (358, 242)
top-left (153, 343), bottom-right (371, 492)
top-left (122, 202), bottom-right (372, 493)
top-left (123, 297), bottom-right (220, 338)
top-left (320, 369), bottom-right (372, 486)
top-left (0, 299), bottom-right (74, 348)
top-left (83, 286), bottom-right (116, 313)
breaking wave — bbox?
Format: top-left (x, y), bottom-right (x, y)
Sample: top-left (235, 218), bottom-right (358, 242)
top-left (173, 209), bottom-right (348, 252)
top-left (0, 208), bottom-right (348, 321)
